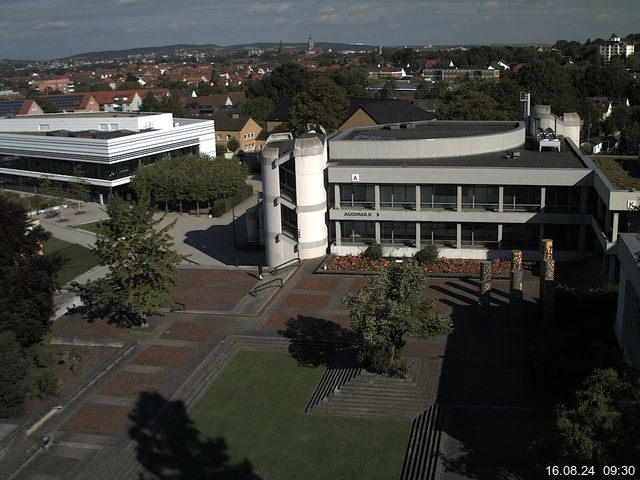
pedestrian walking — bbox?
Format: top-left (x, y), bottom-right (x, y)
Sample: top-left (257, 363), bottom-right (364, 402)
top-left (258, 264), bottom-right (263, 280)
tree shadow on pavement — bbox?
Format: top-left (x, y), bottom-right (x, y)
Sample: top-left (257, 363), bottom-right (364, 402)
top-left (128, 391), bottom-right (262, 479)
top-left (278, 315), bottom-right (359, 368)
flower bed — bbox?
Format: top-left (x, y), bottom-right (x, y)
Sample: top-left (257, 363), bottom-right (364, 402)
top-left (326, 255), bottom-right (512, 276)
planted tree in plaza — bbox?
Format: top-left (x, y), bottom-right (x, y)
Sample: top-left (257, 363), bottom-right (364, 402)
top-left (70, 165), bottom-right (91, 211)
top-left (78, 197), bottom-right (185, 327)
top-left (0, 196), bottom-right (61, 346)
top-left (343, 260), bottom-right (453, 374)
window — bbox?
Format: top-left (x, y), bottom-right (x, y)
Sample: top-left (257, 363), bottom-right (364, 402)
top-left (340, 184), bottom-right (375, 208)
top-left (502, 224), bottom-right (539, 249)
top-left (545, 187), bottom-right (580, 212)
top-left (244, 132), bottom-right (255, 140)
top-left (380, 222), bottom-right (416, 245)
top-left (341, 221), bottom-right (376, 244)
top-left (462, 185), bottom-right (499, 210)
top-left (461, 223), bottom-right (498, 248)
top-left (380, 184), bottom-right (416, 209)
top-left (281, 205), bottom-right (298, 240)
top-left (544, 224), bottom-right (579, 250)
top-left (99, 124), bottom-right (108, 131)
top-left (109, 124), bottom-right (118, 130)
top-left (217, 135), bottom-right (223, 141)
top-left (421, 185), bottom-right (456, 209)
top-left (504, 186), bottom-right (541, 212)
top-left (226, 135), bottom-right (232, 141)
top-left (38, 124), bottom-right (50, 131)
top-left (421, 222), bottom-right (457, 247)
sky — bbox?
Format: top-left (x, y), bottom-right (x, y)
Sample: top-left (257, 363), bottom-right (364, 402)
top-left (1, 0), bottom-right (639, 60)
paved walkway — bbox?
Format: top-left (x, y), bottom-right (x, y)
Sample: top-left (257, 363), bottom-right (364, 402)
top-left (2, 258), bottom-right (545, 479)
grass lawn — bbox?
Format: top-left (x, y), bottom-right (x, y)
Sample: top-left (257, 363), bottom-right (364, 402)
top-left (74, 220), bottom-right (109, 234)
top-left (43, 238), bottom-right (98, 286)
top-left (188, 351), bottom-right (410, 480)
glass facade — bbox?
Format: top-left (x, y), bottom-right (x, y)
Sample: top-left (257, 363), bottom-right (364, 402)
top-left (340, 221), bottom-right (376, 244)
top-left (420, 222), bottom-right (457, 247)
top-left (380, 222), bottom-right (416, 245)
top-left (502, 223), bottom-right (539, 249)
top-left (461, 223), bottom-right (498, 248)
top-left (421, 185), bottom-right (457, 209)
top-left (340, 184), bottom-right (375, 208)
top-left (503, 186), bottom-right (541, 212)
top-left (545, 187), bottom-right (580, 212)
top-left (281, 204), bottom-right (298, 240)
top-left (462, 185), bottom-right (499, 210)
top-left (278, 160), bottom-right (296, 202)
top-left (0, 146), bottom-right (198, 181)
top-left (380, 184), bottom-right (415, 209)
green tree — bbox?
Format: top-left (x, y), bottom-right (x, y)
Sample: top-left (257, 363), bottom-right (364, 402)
top-left (0, 331), bottom-right (28, 417)
top-left (532, 368), bottom-right (640, 469)
top-left (379, 79), bottom-right (397, 99)
top-left (0, 197), bottom-right (61, 346)
top-left (140, 91), bottom-right (160, 112)
top-left (343, 261), bottom-right (452, 373)
top-left (237, 97), bottom-right (275, 126)
top-left (288, 76), bottom-right (347, 134)
top-left (618, 122), bottom-right (640, 155)
top-left (332, 66), bottom-right (368, 97)
top-left (70, 165), bottom-right (91, 210)
top-left (79, 197), bottom-right (185, 327)
top-left (226, 136), bottom-right (240, 153)
top-left (438, 86), bottom-right (509, 121)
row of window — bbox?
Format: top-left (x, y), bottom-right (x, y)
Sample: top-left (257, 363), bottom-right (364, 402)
top-left (338, 221), bottom-right (580, 250)
top-left (337, 184), bottom-right (584, 212)
top-left (0, 146), bottom-right (198, 181)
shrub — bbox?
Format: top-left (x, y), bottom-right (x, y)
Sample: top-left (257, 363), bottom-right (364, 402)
top-left (26, 370), bottom-right (59, 400)
top-left (210, 184), bottom-right (254, 217)
top-left (364, 243), bottom-right (384, 261)
top-left (0, 331), bottom-right (27, 418)
top-left (25, 335), bottom-right (54, 368)
top-left (415, 244), bottom-right (439, 265)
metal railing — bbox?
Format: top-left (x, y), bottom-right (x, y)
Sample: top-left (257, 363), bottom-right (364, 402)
top-left (249, 278), bottom-right (283, 296)
top-left (273, 257), bottom-right (301, 275)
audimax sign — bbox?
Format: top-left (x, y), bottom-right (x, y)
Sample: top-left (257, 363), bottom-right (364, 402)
top-left (342, 211), bottom-right (380, 217)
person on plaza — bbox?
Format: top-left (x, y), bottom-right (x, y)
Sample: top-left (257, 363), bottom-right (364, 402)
top-left (258, 264), bottom-right (263, 280)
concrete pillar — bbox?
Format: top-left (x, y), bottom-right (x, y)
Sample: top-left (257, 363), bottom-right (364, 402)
top-left (415, 185), bottom-right (421, 212)
top-left (510, 250), bottom-right (524, 329)
top-left (335, 221), bottom-right (341, 246)
top-left (334, 184), bottom-right (341, 209)
top-left (261, 148), bottom-right (284, 267)
top-left (374, 184), bottom-right (380, 210)
top-left (498, 186), bottom-right (504, 213)
top-left (540, 187), bottom-right (546, 211)
top-left (580, 186), bottom-right (588, 214)
top-left (456, 223), bottom-right (462, 249)
top-left (457, 185), bottom-right (462, 212)
top-left (542, 258), bottom-right (556, 323)
top-left (479, 260), bottom-right (492, 322)
top-left (416, 222), bottom-right (421, 249)
top-left (612, 212), bottom-right (619, 242)
top-left (497, 224), bottom-right (503, 249)
top-left (375, 222), bottom-right (380, 244)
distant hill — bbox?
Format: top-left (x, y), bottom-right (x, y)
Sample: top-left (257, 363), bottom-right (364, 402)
top-left (62, 42), bottom-right (380, 61)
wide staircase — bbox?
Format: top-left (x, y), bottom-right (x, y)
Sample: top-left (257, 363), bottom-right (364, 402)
top-left (231, 259), bottom-right (300, 315)
top-left (400, 404), bottom-right (448, 480)
top-left (311, 357), bottom-right (440, 419)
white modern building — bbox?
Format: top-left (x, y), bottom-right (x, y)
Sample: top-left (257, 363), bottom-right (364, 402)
top-left (258, 115), bottom-right (640, 288)
top-left (599, 34), bottom-right (635, 63)
top-left (0, 112), bottom-right (215, 201)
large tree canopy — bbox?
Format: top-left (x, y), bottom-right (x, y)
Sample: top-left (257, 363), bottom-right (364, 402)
top-left (343, 260), bottom-right (452, 373)
top-left (79, 197), bottom-right (184, 327)
top-left (287, 76), bottom-right (347, 134)
top-left (0, 196), bottom-right (60, 346)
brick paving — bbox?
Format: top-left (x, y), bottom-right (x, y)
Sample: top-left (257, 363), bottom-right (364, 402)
top-left (131, 345), bottom-right (195, 369)
top-left (294, 276), bottom-right (340, 291)
top-left (61, 403), bottom-right (132, 437)
top-left (51, 313), bottom-right (129, 338)
top-left (159, 321), bottom-right (217, 342)
top-left (28, 455), bottom-right (79, 477)
top-left (99, 371), bottom-right (170, 398)
top-left (171, 268), bottom-right (257, 311)
top-left (281, 292), bottom-right (331, 309)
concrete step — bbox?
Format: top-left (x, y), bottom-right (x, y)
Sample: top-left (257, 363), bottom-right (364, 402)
top-left (400, 405), bottom-right (448, 480)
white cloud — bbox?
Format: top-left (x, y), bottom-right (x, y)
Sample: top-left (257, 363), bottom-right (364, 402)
top-left (31, 20), bottom-right (72, 30)
top-left (245, 2), bottom-right (293, 16)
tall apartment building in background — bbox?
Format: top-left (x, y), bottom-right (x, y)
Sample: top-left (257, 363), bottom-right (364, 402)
top-left (599, 34), bottom-right (635, 63)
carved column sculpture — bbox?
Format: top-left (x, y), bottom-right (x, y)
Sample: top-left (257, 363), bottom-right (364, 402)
top-left (479, 260), bottom-right (492, 323)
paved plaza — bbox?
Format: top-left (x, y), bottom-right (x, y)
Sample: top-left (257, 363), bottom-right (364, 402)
top-left (0, 258), bottom-right (549, 479)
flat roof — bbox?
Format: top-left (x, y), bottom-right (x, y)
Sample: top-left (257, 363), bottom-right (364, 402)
top-left (592, 156), bottom-right (640, 190)
top-left (341, 121), bottom-right (520, 141)
top-left (4, 112), bottom-right (163, 119)
top-left (330, 139), bottom-right (587, 169)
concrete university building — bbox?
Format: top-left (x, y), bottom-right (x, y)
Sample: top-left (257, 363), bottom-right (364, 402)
top-left (259, 113), bottom-right (639, 287)
top-left (0, 112), bottom-right (216, 202)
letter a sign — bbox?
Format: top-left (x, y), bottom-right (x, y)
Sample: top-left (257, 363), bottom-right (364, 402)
top-left (351, 173), bottom-right (360, 182)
